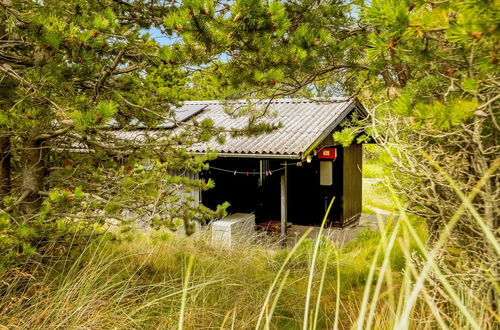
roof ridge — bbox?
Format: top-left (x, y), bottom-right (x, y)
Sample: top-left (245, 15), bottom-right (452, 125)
top-left (183, 97), bottom-right (353, 105)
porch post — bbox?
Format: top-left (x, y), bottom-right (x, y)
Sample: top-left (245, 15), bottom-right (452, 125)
top-left (280, 162), bottom-right (288, 247)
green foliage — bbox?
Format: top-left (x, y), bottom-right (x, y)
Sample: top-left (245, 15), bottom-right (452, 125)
top-left (333, 128), bottom-right (355, 147)
top-left (72, 100), bottom-right (118, 131)
top-left (355, 0), bottom-right (498, 258)
top-left (333, 113), bottom-right (371, 146)
top-left (414, 98), bottom-right (477, 130)
top-left (268, 1), bottom-right (290, 37)
top-left (164, 0), bottom-right (356, 96)
top-left (0, 0), bottom-right (239, 271)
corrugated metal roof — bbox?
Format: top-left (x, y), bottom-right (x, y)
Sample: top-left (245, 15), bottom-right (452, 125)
top-left (181, 98), bottom-right (363, 157)
top-left (105, 98), bottom-right (364, 158)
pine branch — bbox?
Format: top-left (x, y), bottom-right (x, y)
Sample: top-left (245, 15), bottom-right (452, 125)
top-left (0, 51), bottom-right (34, 66)
top-left (0, 63), bottom-right (35, 88)
top-left (114, 62), bottom-right (145, 75)
top-left (94, 47), bottom-right (127, 97)
top-left (34, 127), bottom-right (71, 142)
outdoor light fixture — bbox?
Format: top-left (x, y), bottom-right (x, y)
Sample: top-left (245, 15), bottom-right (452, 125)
top-left (306, 155), bottom-right (312, 163)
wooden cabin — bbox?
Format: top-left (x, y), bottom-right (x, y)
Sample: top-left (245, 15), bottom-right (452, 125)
top-left (179, 98), bottom-right (368, 229)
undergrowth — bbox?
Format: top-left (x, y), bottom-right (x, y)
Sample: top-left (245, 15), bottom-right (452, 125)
top-left (0, 163), bottom-right (498, 329)
top-left (0, 208), bottom-right (496, 329)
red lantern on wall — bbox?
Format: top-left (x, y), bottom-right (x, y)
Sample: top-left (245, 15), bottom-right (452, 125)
top-left (318, 147), bottom-right (337, 160)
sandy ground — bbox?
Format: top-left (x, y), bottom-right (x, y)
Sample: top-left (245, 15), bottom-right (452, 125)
top-left (285, 209), bottom-right (397, 248)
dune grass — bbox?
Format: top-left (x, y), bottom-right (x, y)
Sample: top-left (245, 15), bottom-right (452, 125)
top-left (0, 159), bottom-right (498, 329)
top-left (1, 205), bottom-right (497, 329)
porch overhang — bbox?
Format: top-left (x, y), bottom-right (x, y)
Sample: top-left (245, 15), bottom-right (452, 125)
top-left (194, 151), bottom-right (302, 159)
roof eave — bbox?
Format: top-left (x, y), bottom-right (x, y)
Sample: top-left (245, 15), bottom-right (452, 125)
top-left (301, 98), bottom-right (360, 159)
top-left (194, 152), bottom-right (302, 159)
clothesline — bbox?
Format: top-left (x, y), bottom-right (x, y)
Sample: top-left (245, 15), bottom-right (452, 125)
top-left (208, 166), bottom-right (286, 175)
top-left (207, 160), bottom-right (305, 176)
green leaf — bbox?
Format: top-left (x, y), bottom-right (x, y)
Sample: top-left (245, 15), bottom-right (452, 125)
top-left (42, 30), bottom-right (63, 49)
top-left (0, 112), bottom-right (9, 125)
top-left (103, 8), bottom-right (117, 24)
top-left (70, 111), bottom-right (85, 131)
top-left (18, 224), bottom-right (36, 238)
top-left (96, 100), bottom-right (118, 121)
top-left (74, 186), bottom-right (83, 199)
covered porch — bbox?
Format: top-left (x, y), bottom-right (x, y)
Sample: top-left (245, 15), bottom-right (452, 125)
top-left (201, 144), bottom-right (362, 234)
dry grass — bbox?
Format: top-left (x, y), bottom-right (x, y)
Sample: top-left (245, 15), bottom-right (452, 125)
top-left (1, 169), bottom-right (498, 329)
top-left (1, 210), bottom-right (497, 330)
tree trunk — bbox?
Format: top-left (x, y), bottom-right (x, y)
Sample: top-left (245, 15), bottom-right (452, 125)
top-left (0, 136), bottom-right (11, 208)
top-left (21, 138), bottom-right (46, 214)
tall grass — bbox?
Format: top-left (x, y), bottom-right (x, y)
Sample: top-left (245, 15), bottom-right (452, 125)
top-left (1, 164), bottom-right (498, 329)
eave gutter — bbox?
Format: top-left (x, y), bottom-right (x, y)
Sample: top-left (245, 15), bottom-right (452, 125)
top-left (194, 152), bottom-right (301, 159)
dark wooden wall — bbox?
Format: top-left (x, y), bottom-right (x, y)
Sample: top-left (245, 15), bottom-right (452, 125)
top-left (201, 158), bottom-right (262, 216)
top-left (201, 157), bottom-right (343, 226)
top-left (286, 158), bottom-right (342, 226)
top-left (201, 145), bottom-right (363, 228)
top-left (341, 144), bottom-right (362, 226)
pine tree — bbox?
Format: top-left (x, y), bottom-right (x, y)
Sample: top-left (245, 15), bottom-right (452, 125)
top-left (358, 0), bottom-right (498, 243)
top-left (163, 0), bottom-right (363, 97)
top-left (356, 0), bottom-right (499, 307)
top-left (0, 0), bottom-right (231, 266)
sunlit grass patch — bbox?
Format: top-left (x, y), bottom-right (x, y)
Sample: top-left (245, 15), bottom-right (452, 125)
top-left (363, 158), bottom-right (386, 179)
top-left (362, 181), bottom-right (397, 214)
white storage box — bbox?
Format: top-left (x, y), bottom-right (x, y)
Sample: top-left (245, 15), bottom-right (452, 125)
top-left (211, 213), bottom-right (256, 247)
